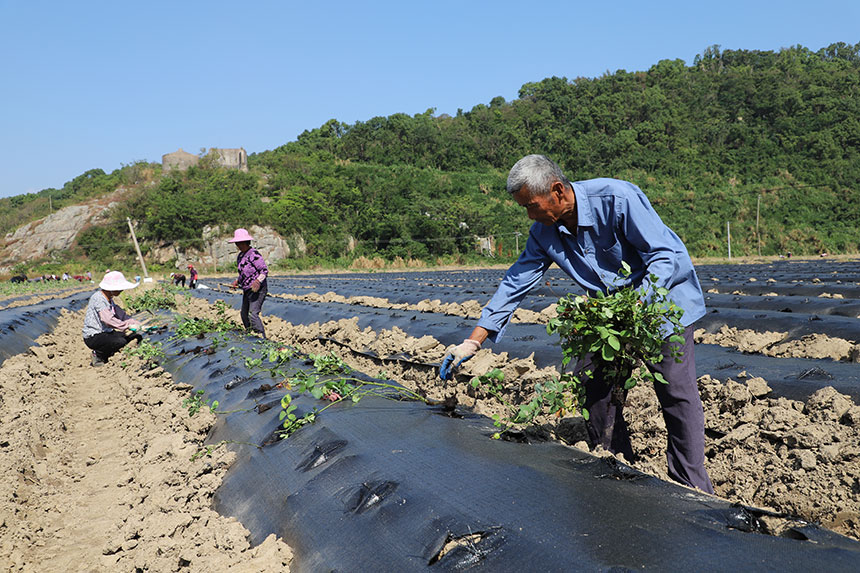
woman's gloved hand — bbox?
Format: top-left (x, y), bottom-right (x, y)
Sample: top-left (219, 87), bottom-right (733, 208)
top-left (439, 338), bottom-right (482, 380)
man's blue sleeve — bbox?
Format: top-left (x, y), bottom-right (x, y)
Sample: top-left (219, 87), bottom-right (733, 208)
top-left (619, 189), bottom-right (685, 292)
top-left (476, 227), bottom-right (552, 343)
top-left (619, 186), bottom-right (706, 328)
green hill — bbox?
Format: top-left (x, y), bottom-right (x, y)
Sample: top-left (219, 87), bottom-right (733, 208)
top-left (3, 42), bottom-right (859, 270)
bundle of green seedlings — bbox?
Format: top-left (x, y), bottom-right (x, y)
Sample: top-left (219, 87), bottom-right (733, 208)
top-left (472, 262), bottom-right (686, 438)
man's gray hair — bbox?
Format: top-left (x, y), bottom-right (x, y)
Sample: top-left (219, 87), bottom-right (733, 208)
top-left (506, 154), bottom-right (570, 198)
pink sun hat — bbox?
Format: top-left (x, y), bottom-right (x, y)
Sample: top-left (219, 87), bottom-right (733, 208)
top-left (227, 228), bottom-right (254, 243)
top-left (99, 270), bottom-right (138, 291)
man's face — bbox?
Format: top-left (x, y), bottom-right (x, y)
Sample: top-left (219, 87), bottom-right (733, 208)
top-left (513, 184), bottom-right (565, 226)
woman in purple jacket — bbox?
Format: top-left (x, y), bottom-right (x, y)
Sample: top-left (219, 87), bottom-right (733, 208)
top-left (228, 228), bottom-right (269, 337)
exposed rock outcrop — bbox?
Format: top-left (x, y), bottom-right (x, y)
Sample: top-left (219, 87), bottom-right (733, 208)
top-left (0, 192), bottom-right (123, 273)
top-left (151, 225), bottom-right (305, 270)
top-left (1, 188), bottom-right (302, 274)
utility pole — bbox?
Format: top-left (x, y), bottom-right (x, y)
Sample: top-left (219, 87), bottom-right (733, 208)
top-left (514, 231), bottom-right (522, 253)
top-left (756, 195), bottom-right (761, 256)
top-left (727, 221), bottom-right (732, 260)
top-left (127, 217), bottom-right (149, 279)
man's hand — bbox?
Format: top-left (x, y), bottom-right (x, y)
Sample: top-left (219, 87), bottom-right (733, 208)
top-left (439, 338), bottom-right (482, 380)
top-left (250, 279), bottom-right (261, 292)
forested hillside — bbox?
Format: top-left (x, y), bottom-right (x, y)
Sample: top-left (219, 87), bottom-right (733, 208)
top-left (3, 42), bottom-right (859, 269)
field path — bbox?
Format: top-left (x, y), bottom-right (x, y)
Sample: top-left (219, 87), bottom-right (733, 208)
top-left (0, 309), bottom-right (293, 572)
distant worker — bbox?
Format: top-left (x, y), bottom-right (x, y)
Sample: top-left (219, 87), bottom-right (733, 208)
top-left (439, 154), bottom-right (713, 494)
top-left (170, 272), bottom-right (186, 287)
top-left (228, 228), bottom-right (268, 337)
top-left (82, 271), bottom-right (142, 367)
top-left (187, 264), bottom-right (199, 289)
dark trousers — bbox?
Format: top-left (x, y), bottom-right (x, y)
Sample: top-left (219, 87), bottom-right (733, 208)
top-left (84, 331), bottom-right (142, 362)
top-left (578, 325), bottom-right (714, 493)
top-left (241, 280), bottom-right (267, 337)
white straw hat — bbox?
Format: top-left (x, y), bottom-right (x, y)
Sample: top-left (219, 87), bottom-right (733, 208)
top-left (99, 271), bottom-right (139, 291)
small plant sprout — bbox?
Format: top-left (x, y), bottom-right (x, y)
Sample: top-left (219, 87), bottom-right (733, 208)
top-left (275, 352), bottom-right (428, 440)
top-left (122, 339), bottom-right (165, 367)
top-left (125, 286), bottom-right (177, 313)
top-left (182, 390), bottom-right (219, 417)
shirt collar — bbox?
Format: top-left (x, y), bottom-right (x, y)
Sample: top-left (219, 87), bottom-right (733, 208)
top-left (557, 182), bottom-right (594, 234)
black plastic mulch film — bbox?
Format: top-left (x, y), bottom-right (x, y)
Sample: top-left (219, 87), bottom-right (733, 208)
top-left (0, 291), bottom-right (91, 365)
top-left (190, 287), bottom-right (860, 403)
top-left (145, 323), bottom-right (860, 572)
top-left (3, 266), bottom-right (860, 570)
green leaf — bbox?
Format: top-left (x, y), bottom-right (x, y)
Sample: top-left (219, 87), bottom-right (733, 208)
top-left (601, 344), bottom-right (615, 361)
top-left (653, 371), bottom-right (669, 384)
top-left (607, 335), bottom-right (620, 351)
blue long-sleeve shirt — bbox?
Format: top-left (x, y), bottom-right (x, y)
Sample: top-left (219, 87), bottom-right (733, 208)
top-left (476, 178), bottom-right (706, 343)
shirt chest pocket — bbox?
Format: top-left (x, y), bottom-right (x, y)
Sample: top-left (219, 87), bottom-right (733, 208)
top-left (580, 235), bottom-right (624, 285)
top-left (582, 233), bottom-right (622, 260)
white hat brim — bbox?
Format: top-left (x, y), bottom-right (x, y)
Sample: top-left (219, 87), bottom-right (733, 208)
top-left (99, 279), bottom-right (139, 290)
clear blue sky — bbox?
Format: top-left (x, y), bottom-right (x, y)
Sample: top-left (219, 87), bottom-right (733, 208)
top-left (1, 0), bottom-right (857, 198)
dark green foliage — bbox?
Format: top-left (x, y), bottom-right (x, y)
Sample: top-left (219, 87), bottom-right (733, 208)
top-left (5, 42), bottom-right (860, 262)
top-left (250, 42), bottom-right (860, 257)
top-left (133, 168), bottom-right (263, 245)
top-left (76, 220), bottom-right (137, 266)
top-left (0, 161), bottom-right (158, 237)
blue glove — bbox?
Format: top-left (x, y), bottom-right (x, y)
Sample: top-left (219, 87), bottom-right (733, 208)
top-left (439, 339), bottom-right (482, 380)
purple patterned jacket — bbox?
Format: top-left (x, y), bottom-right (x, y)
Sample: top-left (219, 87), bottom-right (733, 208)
top-left (236, 248), bottom-right (268, 290)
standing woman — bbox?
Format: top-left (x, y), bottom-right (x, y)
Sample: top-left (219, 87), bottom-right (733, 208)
top-left (187, 264), bottom-right (199, 289)
top-left (228, 228), bottom-right (269, 337)
top-left (82, 271), bottom-right (142, 366)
